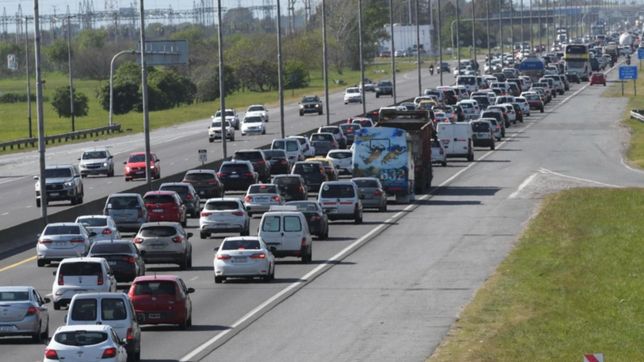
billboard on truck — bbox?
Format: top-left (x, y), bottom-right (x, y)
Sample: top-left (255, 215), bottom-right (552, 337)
top-left (518, 56), bottom-right (545, 81)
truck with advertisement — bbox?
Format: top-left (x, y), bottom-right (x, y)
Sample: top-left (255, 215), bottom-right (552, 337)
top-left (518, 55), bottom-right (545, 81)
top-left (351, 108), bottom-right (433, 203)
top-left (564, 44), bottom-right (591, 81)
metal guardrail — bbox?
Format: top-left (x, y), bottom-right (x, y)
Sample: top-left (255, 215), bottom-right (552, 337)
top-left (631, 110), bottom-right (644, 123)
top-left (0, 124), bottom-right (122, 151)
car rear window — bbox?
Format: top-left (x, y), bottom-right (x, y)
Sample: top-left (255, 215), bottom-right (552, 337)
top-left (144, 194), bottom-right (175, 204)
top-left (319, 127), bottom-right (337, 134)
top-left (261, 215), bottom-right (281, 232)
top-left (284, 216), bottom-right (302, 232)
top-left (288, 202), bottom-right (318, 212)
top-left (273, 177), bottom-right (300, 186)
top-left (70, 298), bottom-right (97, 321)
top-left (55, 331), bottom-right (108, 346)
top-left (140, 226), bottom-right (177, 237)
top-left (204, 201), bottom-right (240, 211)
top-left (286, 141), bottom-right (299, 151)
top-left (293, 163), bottom-right (320, 174)
top-left (263, 150), bottom-right (286, 160)
top-left (234, 151), bottom-right (262, 161)
top-left (0, 291), bottom-right (29, 301)
top-left (128, 154), bottom-right (147, 162)
top-left (89, 243), bottom-right (133, 255)
top-left (340, 125), bottom-right (360, 134)
top-left (60, 262), bottom-right (102, 276)
top-left (184, 172), bottom-right (215, 181)
top-left (108, 197), bottom-right (140, 209)
top-left (102, 298), bottom-right (127, 321)
top-left (133, 281), bottom-right (176, 295)
top-left (320, 184), bottom-right (355, 198)
top-left (248, 185), bottom-right (278, 194)
top-left (310, 134), bottom-right (332, 142)
top-left (472, 122), bottom-right (490, 132)
top-left (44, 225), bottom-right (81, 235)
top-left (221, 239), bottom-right (261, 250)
top-left (160, 185), bottom-right (189, 197)
top-left (328, 152), bottom-right (352, 159)
top-left (353, 179), bottom-right (379, 188)
top-left (220, 164), bottom-right (250, 173)
top-left (77, 218), bottom-right (107, 227)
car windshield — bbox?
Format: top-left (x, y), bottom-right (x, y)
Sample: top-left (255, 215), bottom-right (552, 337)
top-left (220, 164), bottom-right (250, 173)
top-left (287, 202), bottom-right (319, 212)
top-left (244, 117), bottom-right (263, 123)
top-left (340, 125), bottom-right (360, 133)
top-left (379, 81), bottom-right (392, 86)
top-left (184, 172), bottom-right (214, 181)
top-left (319, 127), bottom-right (337, 134)
top-left (54, 331), bottom-right (108, 346)
top-left (76, 217), bottom-right (107, 227)
top-left (44, 225), bottom-right (81, 235)
top-left (353, 179), bottom-right (379, 188)
top-left (143, 194), bottom-right (175, 204)
top-left (0, 291), bottom-right (29, 301)
top-left (320, 184), bottom-right (355, 198)
top-left (44, 168), bottom-right (72, 178)
top-left (285, 141), bottom-right (299, 151)
top-left (328, 152), bottom-right (352, 159)
top-left (140, 226), bottom-right (177, 237)
top-left (249, 185), bottom-right (278, 194)
top-left (82, 151), bottom-right (107, 159)
top-left (472, 122), bottom-right (490, 132)
top-left (204, 201), bottom-right (240, 211)
top-left (248, 106), bottom-right (264, 112)
top-left (221, 239), bottom-right (261, 250)
top-left (215, 110), bottom-right (234, 117)
top-left (302, 96), bottom-right (318, 103)
top-left (60, 262), bottom-right (102, 276)
top-left (127, 154), bottom-right (149, 162)
top-left (211, 121), bottom-right (231, 128)
top-left (108, 197), bottom-right (139, 209)
top-left (274, 177), bottom-right (300, 186)
top-left (133, 281), bottom-right (176, 295)
top-left (457, 77), bottom-right (476, 85)
top-left (346, 88), bottom-right (359, 94)
top-left (89, 243), bottom-right (133, 255)
top-left (310, 134), bottom-right (332, 142)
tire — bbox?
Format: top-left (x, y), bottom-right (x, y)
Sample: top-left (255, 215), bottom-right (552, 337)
top-left (81, 174), bottom-right (87, 178)
top-left (32, 324), bottom-right (43, 343)
top-left (301, 245), bottom-right (312, 263)
top-left (37, 259), bottom-right (45, 267)
top-left (179, 255), bottom-right (188, 270)
top-left (209, 138), bottom-right (214, 143)
top-left (214, 275), bottom-right (224, 284)
top-left (379, 203), bottom-right (387, 212)
top-left (540, 107), bottom-right (544, 113)
top-left (491, 142), bottom-right (495, 150)
top-left (36, 199), bottom-right (41, 208)
top-left (354, 208), bottom-right (363, 224)
top-left (299, 111), bottom-right (304, 116)
top-left (319, 110), bottom-right (324, 115)
top-left (53, 302), bottom-right (61, 311)
top-left (200, 231), bottom-right (208, 239)
top-left (441, 161), bottom-right (447, 167)
top-left (187, 253), bottom-right (193, 269)
top-left (376, 93), bottom-right (380, 98)
top-left (108, 168), bottom-right (114, 177)
top-left (467, 152), bottom-right (474, 162)
top-left (240, 224), bottom-right (249, 236)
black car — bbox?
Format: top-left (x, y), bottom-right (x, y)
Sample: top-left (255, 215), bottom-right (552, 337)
top-left (232, 150), bottom-right (271, 182)
top-left (272, 174), bottom-right (308, 201)
top-left (291, 161), bottom-right (328, 193)
top-left (217, 161), bottom-right (258, 192)
top-left (299, 95), bottom-right (323, 116)
top-left (375, 80), bottom-right (393, 98)
top-left (87, 240), bottom-right (145, 283)
top-left (263, 149), bottom-right (290, 175)
top-left (182, 169), bottom-right (224, 199)
top-left (159, 182), bottom-right (201, 218)
top-left (439, 62), bottom-right (450, 72)
top-left (285, 201), bottom-right (329, 240)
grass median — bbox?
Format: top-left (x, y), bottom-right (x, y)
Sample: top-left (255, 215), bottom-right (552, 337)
top-left (428, 188), bottom-right (644, 362)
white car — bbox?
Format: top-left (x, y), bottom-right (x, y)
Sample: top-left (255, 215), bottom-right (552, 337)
top-left (36, 223), bottom-right (93, 267)
top-left (214, 236), bottom-right (275, 283)
top-left (258, 210), bottom-right (313, 263)
top-left (243, 184), bottom-right (284, 216)
top-left (51, 257), bottom-right (117, 310)
top-left (78, 148), bottom-right (114, 177)
top-left (326, 150), bottom-right (353, 175)
top-left (44, 324), bottom-right (128, 362)
top-left (287, 135), bottom-right (316, 157)
top-left (431, 139), bottom-right (447, 167)
top-left (199, 198), bottom-right (250, 238)
top-left (318, 181), bottom-right (363, 223)
top-left (246, 104), bottom-right (269, 122)
top-left (240, 115), bottom-right (266, 135)
top-left (214, 108), bottom-right (240, 129)
top-left (75, 215), bottom-right (121, 242)
top-left (208, 118), bottom-right (235, 142)
top-left (514, 96), bottom-right (531, 116)
top-left (343, 87), bottom-right (362, 104)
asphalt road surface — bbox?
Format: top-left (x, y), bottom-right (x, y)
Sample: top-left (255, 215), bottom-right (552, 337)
top-left (1, 67), bottom-right (643, 362)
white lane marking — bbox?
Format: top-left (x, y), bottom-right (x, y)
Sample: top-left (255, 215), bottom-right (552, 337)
top-left (508, 172), bottom-right (539, 199)
top-left (26, 205), bottom-right (33, 209)
top-left (189, 276), bottom-right (199, 281)
top-left (620, 156), bottom-right (644, 174)
top-left (1, 212), bottom-right (8, 216)
top-left (539, 168), bottom-right (621, 188)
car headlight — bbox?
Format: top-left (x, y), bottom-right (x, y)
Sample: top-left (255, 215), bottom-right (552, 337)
top-left (299, 105), bottom-right (304, 109)
top-left (35, 182), bottom-right (40, 191)
top-left (64, 181), bottom-right (73, 187)
top-left (103, 162), bottom-right (108, 167)
top-left (150, 165), bottom-right (155, 169)
top-left (125, 166), bottom-right (131, 172)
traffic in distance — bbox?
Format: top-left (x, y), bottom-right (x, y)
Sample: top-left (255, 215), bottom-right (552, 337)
top-left (2, 20), bottom-right (642, 361)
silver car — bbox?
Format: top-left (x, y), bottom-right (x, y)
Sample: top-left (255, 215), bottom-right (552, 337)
top-left (75, 215), bottom-right (121, 242)
top-left (352, 177), bottom-right (388, 212)
top-left (431, 139), bottom-right (448, 167)
top-left (103, 193), bottom-right (148, 233)
top-left (36, 223), bottom-right (94, 267)
top-left (213, 237), bottom-right (275, 283)
top-left (78, 148), bottom-right (114, 177)
top-left (0, 286), bottom-right (50, 342)
top-left (134, 222), bottom-right (193, 270)
top-left (244, 184), bottom-right (284, 216)
top-left (199, 198), bottom-right (250, 238)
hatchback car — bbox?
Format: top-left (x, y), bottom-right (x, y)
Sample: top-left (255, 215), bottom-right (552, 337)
top-left (590, 72), bottom-right (607, 86)
top-left (51, 257), bottom-right (117, 310)
top-left (182, 169), bottom-right (224, 199)
top-left (142, 191), bottom-right (187, 226)
top-left (326, 150), bottom-right (353, 175)
top-left (217, 160), bottom-right (258, 192)
top-left (431, 139), bottom-right (448, 167)
top-left (352, 177), bottom-right (387, 212)
top-left (104, 193), bottom-right (148, 233)
top-left (78, 148), bottom-right (115, 177)
top-left (307, 157), bottom-right (339, 181)
top-left (244, 184), bottom-right (283, 216)
top-left (199, 198), bottom-right (250, 238)
top-left (240, 114), bottom-right (266, 135)
top-left (66, 292), bottom-right (141, 360)
top-left (318, 181), bottom-right (363, 223)
top-left (339, 123), bottom-right (361, 146)
top-left (124, 152), bottom-right (160, 181)
top-left (128, 275), bottom-right (194, 329)
top-left (45, 325), bottom-right (128, 362)
top-left (262, 149), bottom-right (290, 175)
top-left (159, 182), bottom-right (201, 218)
top-left (36, 223), bottom-right (94, 267)
top-left (0, 286), bottom-right (50, 342)
top-left (318, 126), bottom-right (347, 149)
top-left (246, 104), bottom-right (269, 122)
top-left (284, 201), bottom-right (329, 239)
top-left (75, 215), bottom-right (121, 242)
top-left (258, 210), bottom-right (313, 263)
top-left (133, 222), bottom-right (193, 270)
top-left (271, 174), bottom-right (308, 201)
top-left (88, 241), bottom-right (146, 283)
top-left (214, 237), bottom-right (275, 283)
top-left (233, 150), bottom-right (271, 183)
top-left (470, 119), bottom-right (496, 150)
top-left (309, 132), bottom-right (338, 156)
top-left (481, 117), bottom-right (503, 141)
top-left (291, 161), bottom-right (328, 192)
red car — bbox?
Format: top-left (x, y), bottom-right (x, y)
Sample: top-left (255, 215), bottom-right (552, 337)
top-left (143, 190), bottom-right (187, 226)
top-left (128, 275), bottom-right (194, 329)
top-left (590, 72), bottom-right (607, 86)
top-left (124, 152), bottom-right (161, 181)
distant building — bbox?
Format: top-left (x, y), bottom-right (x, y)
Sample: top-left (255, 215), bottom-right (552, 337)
top-left (380, 24), bottom-right (433, 56)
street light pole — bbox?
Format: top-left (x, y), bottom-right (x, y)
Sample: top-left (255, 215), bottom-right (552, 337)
top-left (530, 0), bottom-right (533, 51)
top-left (499, 0), bottom-right (503, 57)
top-left (109, 49), bottom-right (135, 127)
top-left (217, 0), bottom-right (227, 157)
top-left (138, 0), bottom-right (152, 188)
top-left (456, 0), bottom-right (460, 68)
top-left (277, 0), bottom-right (285, 138)
top-left (322, 0), bottom-right (330, 125)
top-left (24, 17), bottom-right (32, 139)
top-left (358, 0), bottom-right (366, 115)
top-left (510, 0), bottom-right (514, 51)
top-left (34, 0), bottom-right (48, 224)
top-left (521, 0), bottom-right (525, 46)
top-left (65, 16), bottom-right (75, 132)
top-left (389, 0), bottom-right (397, 103)
top-left (471, 0), bottom-right (476, 61)
top-left (415, 0), bottom-right (421, 96)
top-left (487, 0), bottom-right (491, 69)
top-left (438, 0), bottom-right (443, 86)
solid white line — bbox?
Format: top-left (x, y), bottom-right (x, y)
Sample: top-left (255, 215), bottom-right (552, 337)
top-left (539, 168), bottom-right (621, 188)
top-left (0, 212), bottom-right (8, 216)
top-left (508, 172), bottom-right (539, 199)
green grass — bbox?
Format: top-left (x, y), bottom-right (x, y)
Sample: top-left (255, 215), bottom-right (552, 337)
top-left (429, 188), bottom-right (644, 362)
top-left (0, 60), bottom-right (420, 148)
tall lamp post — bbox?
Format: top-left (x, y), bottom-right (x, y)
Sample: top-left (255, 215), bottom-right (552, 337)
top-left (358, 0), bottom-right (366, 115)
top-left (530, 0), bottom-right (533, 51)
top-left (389, 0), bottom-right (397, 103)
top-left (415, 0), bottom-right (421, 96)
top-left (138, 0), bottom-right (152, 188)
top-left (322, 0), bottom-right (330, 125)
top-left (34, 0), bottom-right (48, 224)
top-left (64, 16), bottom-right (75, 132)
top-left (471, 0), bottom-right (476, 61)
top-left (487, 0), bottom-right (491, 69)
top-left (499, 0), bottom-right (503, 57)
top-left (24, 17), bottom-right (32, 139)
top-left (456, 0), bottom-right (460, 69)
top-left (276, 0), bottom-right (285, 138)
top-left (438, 0), bottom-right (443, 86)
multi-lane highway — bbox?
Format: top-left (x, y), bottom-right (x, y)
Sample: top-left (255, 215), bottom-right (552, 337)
top-left (1, 64), bottom-right (643, 362)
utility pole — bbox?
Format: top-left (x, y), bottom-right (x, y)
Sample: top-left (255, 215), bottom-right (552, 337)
top-left (438, 0), bottom-right (443, 86)
top-left (25, 17), bottom-right (32, 139)
top-left (415, 0), bottom-right (421, 95)
top-left (456, 0), bottom-right (460, 69)
top-left (138, 0), bottom-right (152, 188)
top-left (277, 0), bottom-right (285, 138)
top-left (487, 0), bottom-right (491, 69)
top-left (34, 0), bottom-right (48, 224)
top-left (358, 0), bottom-right (366, 115)
top-left (521, 0), bottom-right (524, 46)
top-left (471, 0), bottom-right (476, 61)
top-left (499, 0), bottom-right (503, 57)
top-left (217, 0), bottom-right (227, 157)
top-left (538, 0), bottom-right (542, 50)
top-left (322, 0), bottom-right (330, 125)
top-left (530, 0), bottom-right (533, 51)
top-left (66, 16), bottom-right (75, 132)
top-left (510, 0), bottom-right (514, 51)
top-left (389, 0), bottom-right (397, 103)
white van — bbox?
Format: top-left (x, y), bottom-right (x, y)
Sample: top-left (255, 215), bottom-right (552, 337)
top-left (456, 75), bottom-right (478, 93)
top-left (436, 122), bottom-right (474, 161)
top-left (317, 181), bottom-right (363, 223)
top-left (271, 138), bottom-right (304, 166)
top-left (51, 257), bottom-right (117, 310)
top-left (258, 210), bottom-right (312, 263)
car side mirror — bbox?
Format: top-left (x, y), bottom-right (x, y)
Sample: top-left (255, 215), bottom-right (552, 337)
top-left (359, 194), bottom-right (365, 199)
top-left (64, 314), bottom-right (67, 323)
top-left (187, 288), bottom-right (195, 294)
top-left (269, 246), bottom-right (277, 253)
top-left (187, 232), bottom-right (194, 239)
top-left (33, 176), bottom-right (39, 180)
top-left (123, 161), bottom-right (127, 165)
top-left (43, 297), bottom-right (51, 304)
top-left (213, 247), bottom-right (219, 252)
top-left (122, 338), bottom-right (129, 346)
top-left (77, 158), bottom-right (81, 161)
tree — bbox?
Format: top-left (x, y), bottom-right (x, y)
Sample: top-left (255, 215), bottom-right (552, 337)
top-left (285, 60), bottom-right (310, 89)
top-left (51, 86), bottom-right (88, 118)
top-left (44, 39), bottom-right (69, 72)
top-left (193, 64), bottom-right (240, 102)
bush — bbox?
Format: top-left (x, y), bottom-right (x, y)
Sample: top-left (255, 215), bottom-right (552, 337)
top-left (284, 60), bottom-right (310, 89)
top-left (0, 92), bottom-right (47, 103)
top-left (51, 86), bottom-right (89, 118)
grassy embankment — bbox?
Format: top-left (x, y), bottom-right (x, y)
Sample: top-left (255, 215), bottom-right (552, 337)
top-left (429, 188), bottom-right (644, 361)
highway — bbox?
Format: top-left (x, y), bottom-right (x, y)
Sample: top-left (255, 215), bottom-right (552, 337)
top-left (2, 64), bottom-right (644, 362)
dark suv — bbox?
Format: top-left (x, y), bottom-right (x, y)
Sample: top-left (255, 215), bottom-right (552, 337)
top-left (159, 182), bottom-right (201, 218)
top-left (375, 80), bottom-right (393, 98)
top-left (34, 165), bottom-right (84, 207)
top-left (263, 150), bottom-right (290, 175)
top-left (217, 161), bottom-right (258, 192)
top-left (232, 150), bottom-right (271, 182)
top-left (272, 174), bottom-right (308, 201)
top-left (299, 95), bottom-right (323, 116)
top-left (182, 169), bottom-right (224, 198)
top-left (291, 161), bottom-right (328, 192)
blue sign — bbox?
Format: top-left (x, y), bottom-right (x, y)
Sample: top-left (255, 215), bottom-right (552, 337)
top-left (638, 47), bottom-right (644, 60)
top-left (619, 65), bottom-right (638, 80)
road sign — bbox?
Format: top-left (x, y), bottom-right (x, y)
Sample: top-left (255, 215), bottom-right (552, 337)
top-left (6, 54), bottom-right (17, 71)
top-left (198, 149), bottom-right (207, 165)
top-left (583, 353), bottom-right (604, 362)
top-left (638, 47), bottom-right (644, 60)
top-left (619, 65), bottom-right (638, 80)
top-left (137, 40), bottom-right (189, 66)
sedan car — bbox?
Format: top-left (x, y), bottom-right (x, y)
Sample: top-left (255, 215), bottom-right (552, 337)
top-left (285, 201), bottom-right (329, 239)
top-left (243, 184), bottom-right (284, 216)
top-left (352, 177), bottom-right (387, 212)
top-left (87, 240), bottom-right (146, 283)
top-left (291, 161), bottom-right (328, 193)
top-left (44, 325), bottom-right (128, 362)
top-left (271, 174), bottom-right (308, 201)
top-left (36, 223), bottom-right (94, 267)
top-left (75, 215), bottom-right (121, 242)
top-left (590, 72), bottom-right (607, 86)
top-left (240, 115), bottom-right (266, 135)
top-left (0, 286), bottom-right (50, 342)
top-left (133, 222), bottom-right (193, 270)
top-left (199, 198), bottom-right (250, 238)
top-left (123, 152), bottom-right (160, 181)
top-left (213, 237), bottom-right (275, 283)
top-left (343, 87), bottom-right (362, 104)
top-left (246, 104), bottom-right (269, 122)
top-left (128, 275), bottom-right (194, 329)
top-left (208, 118), bottom-right (235, 142)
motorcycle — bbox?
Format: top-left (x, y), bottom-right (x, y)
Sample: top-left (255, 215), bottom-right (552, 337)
top-left (429, 66), bottom-right (434, 75)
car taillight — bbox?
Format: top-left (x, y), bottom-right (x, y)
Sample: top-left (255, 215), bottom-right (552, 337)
top-left (373, 190), bottom-right (383, 196)
top-left (301, 237), bottom-right (307, 248)
top-left (244, 195), bottom-right (252, 203)
top-left (232, 211), bottom-right (244, 216)
top-left (125, 256), bottom-right (136, 264)
top-left (58, 273), bottom-right (64, 286)
top-left (102, 347), bottom-right (117, 359)
top-left (217, 172), bottom-right (225, 178)
top-left (299, 186), bottom-right (304, 193)
top-left (25, 306), bottom-right (38, 316)
top-left (250, 252), bottom-right (266, 259)
top-left (69, 238), bottom-right (85, 243)
top-left (133, 237), bottom-right (143, 244)
top-left (439, 148), bottom-right (444, 155)
top-left (97, 273), bottom-right (104, 285)
top-left (126, 327), bottom-right (135, 341)
top-left (102, 228), bottom-right (112, 235)
top-left (186, 194), bottom-right (193, 201)
top-left (45, 349), bottom-right (58, 360)
top-left (243, 172), bottom-right (254, 177)
top-left (200, 211), bottom-right (213, 217)
top-left (257, 160), bottom-right (266, 165)
top-left (137, 208), bottom-right (144, 218)
top-left (311, 215), bottom-right (320, 221)
top-left (172, 236), bottom-right (184, 243)
top-left (217, 254), bottom-right (231, 260)
top-left (208, 179), bottom-right (218, 185)
top-left (280, 159), bottom-right (288, 165)
top-left (39, 239), bottom-right (52, 244)
top-left (272, 195), bottom-right (281, 202)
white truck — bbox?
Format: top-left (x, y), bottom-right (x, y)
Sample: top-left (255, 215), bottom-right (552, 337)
top-left (436, 122), bottom-right (474, 161)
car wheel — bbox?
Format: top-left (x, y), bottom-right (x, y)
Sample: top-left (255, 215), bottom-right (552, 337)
top-left (108, 168), bottom-right (114, 177)
top-left (36, 199), bottom-right (41, 208)
top-left (37, 259), bottom-right (45, 267)
top-left (181, 217), bottom-right (187, 227)
top-left (179, 255), bottom-right (189, 270)
top-left (376, 93), bottom-right (380, 98)
top-left (379, 203), bottom-right (387, 212)
top-left (81, 174), bottom-right (87, 178)
top-left (214, 275), bottom-right (224, 284)
top-left (540, 107), bottom-right (544, 113)
top-left (125, 177), bottom-right (130, 182)
top-left (209, 138), bottom-right (214, 143)
top-left (299, 111), bottom-right (304, 116)
top-left (53, 301), bottom-right (61, 311)
top-left (200, 231), bottom-right (208, 239)
top-left (187, 253), bottom-right (193, 268)
top-left (467, 152), bottom-right (474, 162)
top-left (442, 161), bottom-right (447, 167)
top-left (491, 142), bottom-right (495, 150)
top-left (32, 323), bottom-right (43, 343)
top-left (354, 208), bottom-right (363, 224)
top-left (301, 246), bottom-right (312, 263)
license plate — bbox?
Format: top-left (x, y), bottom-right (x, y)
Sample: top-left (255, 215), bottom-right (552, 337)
top-left (255, 197), bottom-right (268, 202)
top-left (232, 256), bottom-right (247, 263)
top-left (230, 175), bottom-right (240, 178)
top-left (0, 325), bottom-right (16, 332)
top-left (50, 192), bottom-right (59, 197)
top-left (199, 191), bottom-right (205, 195)
top-left (55, 241), bottom-right (66, 246)
top-left (151, 244), bottom-right (165, 249)
top-left (148, 313), bottom-right (160, 319)
top-left (108, 260), bottom-right (117, 266)
top-left (136, 171), bottom-right (144, 174)
top-left (153, 209), bottom-right (164, 213)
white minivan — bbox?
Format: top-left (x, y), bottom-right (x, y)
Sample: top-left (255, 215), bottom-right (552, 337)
top-left (258, 210), bottom-right (313, 263)
top-left (271, 138), bottom-right (304, 166)
top-left (436, 122), bottom-right (474, 161)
